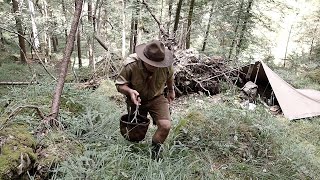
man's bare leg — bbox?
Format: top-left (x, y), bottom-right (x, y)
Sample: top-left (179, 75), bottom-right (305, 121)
top-left (151, 119), bottom-right (171, 159)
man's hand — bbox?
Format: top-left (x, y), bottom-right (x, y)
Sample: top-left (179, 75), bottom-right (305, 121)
top-left (167, 90), bottom-right (175, 104)
top-left (117, 84), bottom-right (141, 105)
top-left (129, 89), bottom-right (141, 105)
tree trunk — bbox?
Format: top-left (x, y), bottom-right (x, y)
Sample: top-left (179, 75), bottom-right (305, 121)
top-left (96, 0), bottom-right (103, 35)
top-left (202, 2), bottom-right (215, 51)
top-left (62, 0), bottom-right (68, 43)
top-left (186, 0), bottom-right (195, 49)
top-left (173, 0), bottom-right (183, 35)
top-left (122, 0), bottom-right (126, 59)
top-left (51, 36), bottom-right (58, 52)
top-left (77, 29), bottom-right (82, 68)
top-left (129, 0), bottom-right (139, 54)
top-left (47, 0), bottom-right (83, 121)
top-left (167, 0), bottom-right (173, 34)
top-left (12, 0), bottom-right (27, 63)
top-left (93, 0), bottom-right (101, 32)
top-left (228, 0), bottom-right (244, 60)
top-left (28, 0), bottom-right (40, 49)
top-left (88, 0), bottom-right (94, 68)
top-left (235, 0), bottom-right (253, 60)
top-left (42, 0), bottom-right (50, 63)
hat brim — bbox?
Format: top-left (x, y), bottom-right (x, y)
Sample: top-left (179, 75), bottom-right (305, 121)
top-left (135, 43), bottom-right (174, 68)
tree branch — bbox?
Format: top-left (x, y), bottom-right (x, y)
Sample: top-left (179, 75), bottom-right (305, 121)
top-left (94, 34), bottom-right (109, 51)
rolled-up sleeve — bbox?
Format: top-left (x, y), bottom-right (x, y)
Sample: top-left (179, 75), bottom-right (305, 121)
top-left (115, 65), bottom-right (131, 88)
top-left (167, 65), bottom-right (174, 81)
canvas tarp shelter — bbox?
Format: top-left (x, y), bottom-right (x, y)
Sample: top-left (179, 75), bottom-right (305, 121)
top-left (241, 61), bottom-right (320, 120)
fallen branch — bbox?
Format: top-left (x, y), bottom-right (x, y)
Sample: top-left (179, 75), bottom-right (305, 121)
top-left (0, 81), bottom-right (39, 85)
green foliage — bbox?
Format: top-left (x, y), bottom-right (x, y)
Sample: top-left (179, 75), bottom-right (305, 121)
top-left (274, 67), bottom-right (320, 90)
top-left (307, 68), bottom-right (320, 84)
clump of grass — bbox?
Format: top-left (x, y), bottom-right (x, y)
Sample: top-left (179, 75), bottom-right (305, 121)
top-left (171, 94), bottom-right (320, 179)
top-left (275, 67), bottom-right (320, 90)
top-left (306, 68), bottom-right (320, 84)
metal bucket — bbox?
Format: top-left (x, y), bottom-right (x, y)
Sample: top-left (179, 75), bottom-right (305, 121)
top-left (120, 114), bottom-right (150, 142)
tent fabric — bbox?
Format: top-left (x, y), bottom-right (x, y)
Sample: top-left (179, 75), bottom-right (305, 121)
top-left (242, 61), bottom-right (320, 120)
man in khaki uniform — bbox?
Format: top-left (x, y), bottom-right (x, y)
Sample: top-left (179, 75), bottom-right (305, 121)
top-left (115, 40), bottom-right (175, 159)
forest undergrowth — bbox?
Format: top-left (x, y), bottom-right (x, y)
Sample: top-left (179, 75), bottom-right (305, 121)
top-left (1, 60), bottom-right (320, 179)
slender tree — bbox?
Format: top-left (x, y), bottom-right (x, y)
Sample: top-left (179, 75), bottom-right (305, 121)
top-left (167, 0), bottom-right (173, 34)
top-left (202, 2), bottom-right (215, 51)
top-left (45, 0), bottom-right (83, 122)
top-left (93, 0), bottom-right (101, 32)
top-left (12, 0), bottom-right (27, 63)
top-left (129, 0), bottom-right (139, 54)
top-left (186, 0), bottom-right (195, 49)
top-left (228, 0), bottom-right (244, 60)
top-left (77, 27), bottom-right (82, 68)
top-left (62, 0), bottom-right (68, 42)
top-left (43, 0), bottom-right (51, 61)
top-left (122, 0), bottom-right (126, 59)
top-left (88, 0), bottom-right (94, 68)
top-left (173, 0), bottom-right (183, 35)
top-left (235, 0), bottom-right (254, 59)
top-left (28, 0), bottom-right (40, 49)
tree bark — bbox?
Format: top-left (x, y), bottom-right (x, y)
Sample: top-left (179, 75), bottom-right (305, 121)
top-left (186, 0), bottom-right (195, 49)
top-left (40, 0), bottom-right (51, 63)
top-left (93, 0), bottom-right (101, 32)
top-left (77, 29), bottom-right (82, 68)
top-left (12, 0), bottom-right (27, 63)
top-left (47, 0), bottom-right (83, 121)
top-left (62, 0), bottom-right (68, 43)
top-left (88, 0), bottom-right (94, 68)
top-left (121, 0), bottom-right (126, 59)
top-left (28, 0), bottom-right (40, 49)
top-left (51, 36), bottom-right (58, 52)
top-left (167, 0), bottom-right (173, 34)
top-left (96, 0), bottom-right (104, 35)
top-left (173, 0), bottom-right (183, 35)
top-left (202, 2), bottom-right (215, 51)
top-left (129, 0), bottom-right (139, 54)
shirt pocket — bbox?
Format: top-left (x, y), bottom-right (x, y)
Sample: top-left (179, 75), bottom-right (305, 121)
top-left (131, 74), bottom-right (144, 89)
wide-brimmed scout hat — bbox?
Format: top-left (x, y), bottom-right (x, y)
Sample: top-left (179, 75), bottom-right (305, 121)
top-left (135, 40), bottom-right (174, 67)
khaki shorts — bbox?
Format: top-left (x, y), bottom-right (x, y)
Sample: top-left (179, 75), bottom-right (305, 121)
top-left (127, 95), bottom-right (171, 124)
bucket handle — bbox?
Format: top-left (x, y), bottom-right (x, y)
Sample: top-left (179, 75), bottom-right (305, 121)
top-left (130, 105), bottom-right (139, 123)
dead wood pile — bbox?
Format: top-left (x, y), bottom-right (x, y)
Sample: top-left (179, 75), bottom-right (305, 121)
top-left (173, 49), bottom-right (240, 96)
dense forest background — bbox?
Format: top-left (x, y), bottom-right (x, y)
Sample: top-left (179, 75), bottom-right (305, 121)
top-left (1, 0), bottom-right (320, 179)
top-left (0, 0), bottom-right (319, 67)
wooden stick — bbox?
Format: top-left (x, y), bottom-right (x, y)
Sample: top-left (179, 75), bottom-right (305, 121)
top-left (0, 81), bottom-right (38, 85)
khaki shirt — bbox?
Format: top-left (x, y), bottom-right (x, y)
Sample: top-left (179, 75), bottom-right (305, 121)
top-left (115, 53), bottom-right (174, 101)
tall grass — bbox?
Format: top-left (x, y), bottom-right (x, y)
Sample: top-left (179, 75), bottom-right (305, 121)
top-left (1, 60), bottom-right (320, 179)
